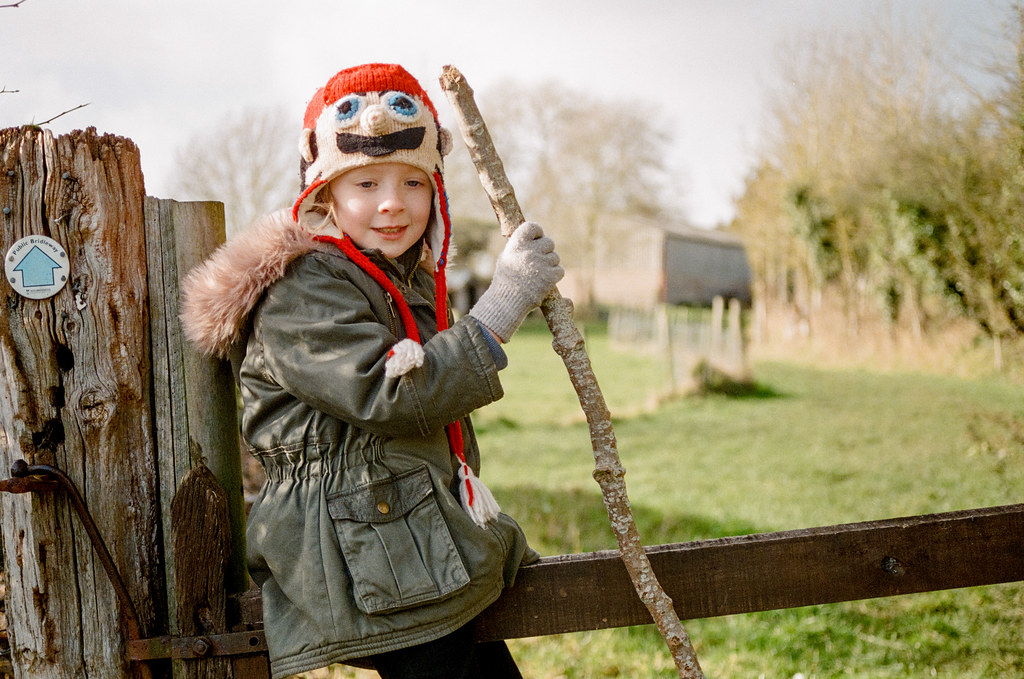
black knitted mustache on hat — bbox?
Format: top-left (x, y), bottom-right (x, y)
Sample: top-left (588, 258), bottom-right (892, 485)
top-left (336, 127), bottom-right (426, 157)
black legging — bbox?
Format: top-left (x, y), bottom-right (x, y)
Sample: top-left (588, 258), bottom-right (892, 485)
top-left (368, 623), bottom-right (522, 679)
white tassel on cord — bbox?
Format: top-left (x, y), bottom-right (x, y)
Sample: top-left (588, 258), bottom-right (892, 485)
top-left (458, 463), bottom-right (501, 527)
top-left (385, 338), bottom-right (425, 378)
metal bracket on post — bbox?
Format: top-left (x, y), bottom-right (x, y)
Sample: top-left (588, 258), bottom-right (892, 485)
top-left (0, 458), bottom-right (268, 665)
top-left (0, 459), bottom-right (144, 641)
top-left (127, 631), bottom-right (267, 661)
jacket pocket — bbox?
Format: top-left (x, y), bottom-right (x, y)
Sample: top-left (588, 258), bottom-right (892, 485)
top-left (326, 466), bottom-right (471, 615)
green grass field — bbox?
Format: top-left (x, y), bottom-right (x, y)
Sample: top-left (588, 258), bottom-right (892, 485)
top-left (473, 321), bottom-right (1024, 679)
top-left (309, 319), bottom-right (1023, 679)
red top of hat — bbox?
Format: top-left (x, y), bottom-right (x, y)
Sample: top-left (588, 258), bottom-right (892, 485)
top-left (302, 63), bottom-right (438, 130)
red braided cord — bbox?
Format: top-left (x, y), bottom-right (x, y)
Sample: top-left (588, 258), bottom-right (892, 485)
top-left (313, 234), bottom-right (420, 343)
top-left (433, 171), bottom-right (453, 333)
top-left (430, 173), bottom-right (470, 469)
top-left (315, 233), bottom-right (472, 473)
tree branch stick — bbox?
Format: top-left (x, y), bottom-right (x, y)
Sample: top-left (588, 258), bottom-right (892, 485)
top-left (439, 64), bottom-right (704, 679)
top-left (35, 102), bottom-right (90, 126)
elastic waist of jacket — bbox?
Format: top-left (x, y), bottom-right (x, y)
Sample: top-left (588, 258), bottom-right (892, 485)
top-left (255, 439), bottom-right (385, 482)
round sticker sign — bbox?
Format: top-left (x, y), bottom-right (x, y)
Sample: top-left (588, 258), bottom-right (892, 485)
top-left (5, 235), bottom-right (71, 300)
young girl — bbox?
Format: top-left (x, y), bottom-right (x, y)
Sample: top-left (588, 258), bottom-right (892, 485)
top-left (181, 63), bottom-right (563, 679)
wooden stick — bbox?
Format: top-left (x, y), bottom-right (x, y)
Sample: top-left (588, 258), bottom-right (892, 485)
top-left (439, 65), bottom-right (705, 679)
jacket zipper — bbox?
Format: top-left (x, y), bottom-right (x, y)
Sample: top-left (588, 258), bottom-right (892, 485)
top-left (384, 251), bottom-right (425, 337)
top-left (383, 291), bottom-right (398, 337)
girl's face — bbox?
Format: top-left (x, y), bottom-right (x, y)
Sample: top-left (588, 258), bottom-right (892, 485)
top-left (329, 162), bottom-right (432, 259)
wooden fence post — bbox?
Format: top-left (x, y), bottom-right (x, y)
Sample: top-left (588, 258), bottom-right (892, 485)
top-left (726, 297), bottom-right (748, 379)
top-left (0, 126), bottom-right (165, 677)
top-left (145, 198), bottom-right (251, 677)
top-left (171, 464), bottom-right (231, 679)
top-left (710, 295), bottom-right (724, 366)
top-left (144, 198), bottom-right (248, 599)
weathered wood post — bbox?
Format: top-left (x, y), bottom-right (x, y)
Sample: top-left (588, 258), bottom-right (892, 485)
top-left (0, 126), bottom-right (165, 677)
top-left (170, 464), bottom-right (232, 679)
top-left (0, 126), bottom-right (250, 678)
top-left (144, 197), bottom-right (252, 677)
top-left (144, 197), bottom-right (248, 599)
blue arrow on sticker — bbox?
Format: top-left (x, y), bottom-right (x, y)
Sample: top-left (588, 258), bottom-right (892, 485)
top-left (13, 246), bottom-right (62, 287)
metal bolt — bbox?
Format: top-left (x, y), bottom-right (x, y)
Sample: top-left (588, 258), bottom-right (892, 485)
top-left (10, 459), bottom-right (28, 477)
top-left (191, 638), bottom-right (211, 657)
top-left (2, 207), bottom-right (9, 216)
top-left (880, 555), bottom-right (904, 576)
top-left (6, 170), bottom-right (13, 177)
top-left (61, 172), bottom-right (71, 180)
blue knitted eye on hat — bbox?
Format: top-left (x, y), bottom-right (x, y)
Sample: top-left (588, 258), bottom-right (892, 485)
top-left (293, 63), bottom-right (500, 527)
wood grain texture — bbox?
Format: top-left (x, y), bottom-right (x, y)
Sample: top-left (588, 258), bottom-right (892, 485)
top-left (0, 126), bottom-right (163, 678)
top-left (144, 196), bottom-right (248, 679)
top-left (144, 198), bottom-right (246, 607)
top-left (171, 464), bottom-right (231, 678)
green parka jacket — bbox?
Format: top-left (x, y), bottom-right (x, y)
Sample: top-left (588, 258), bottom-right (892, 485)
top-left (180, 215), bottom-right (537, 679)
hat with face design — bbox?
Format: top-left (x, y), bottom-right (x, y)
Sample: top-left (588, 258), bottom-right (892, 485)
top-left (293, 63), bottom-right (454, 266)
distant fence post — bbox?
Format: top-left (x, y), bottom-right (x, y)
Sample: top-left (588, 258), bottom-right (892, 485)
top-left (727, 297), bottom-right (749, 380)
top-left (0, 126), bottom-right (165, 677)
top-left (709, 295), bottom-right (724, 366)
top-left (609, 301), bottom-right (751, 396)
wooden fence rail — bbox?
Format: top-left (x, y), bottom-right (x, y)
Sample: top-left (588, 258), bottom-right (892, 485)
top-left (217, 502), bottom-right (1024, 673)
top-left (472, 503), bottom-right (1024, 640)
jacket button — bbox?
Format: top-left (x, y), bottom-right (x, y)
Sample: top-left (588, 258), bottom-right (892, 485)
top-left (376, 501), bottom-right (391, 515)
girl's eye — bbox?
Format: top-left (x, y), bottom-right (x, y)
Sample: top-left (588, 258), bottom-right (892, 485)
top-left (335, 95), bottom-right (364, 124)
top-left (385, 92), bottom-right (420, 122)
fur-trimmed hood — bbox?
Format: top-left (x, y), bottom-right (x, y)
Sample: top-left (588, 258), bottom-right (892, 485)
top-left (180, 210), bottom-right (320, 358)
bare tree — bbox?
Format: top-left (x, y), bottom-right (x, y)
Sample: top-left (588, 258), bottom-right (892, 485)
top-left (478, 80), bottom-right (675, 308)
top-left (171, 106), bottom-right (298, 239)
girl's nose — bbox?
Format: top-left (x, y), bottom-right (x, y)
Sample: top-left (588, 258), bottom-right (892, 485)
top-left (378, 191), bottom-right (404, 213)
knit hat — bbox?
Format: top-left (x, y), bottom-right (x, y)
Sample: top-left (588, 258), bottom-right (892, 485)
top-left (293, 63), bottom-right (499, 527)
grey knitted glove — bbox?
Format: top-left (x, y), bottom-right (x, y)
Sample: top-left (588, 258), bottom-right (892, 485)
top-left (468, 221), bottom-right (564, 342)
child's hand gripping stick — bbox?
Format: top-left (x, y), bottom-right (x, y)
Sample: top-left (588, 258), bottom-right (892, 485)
top-left (467, 221), bottom-right (564, 342)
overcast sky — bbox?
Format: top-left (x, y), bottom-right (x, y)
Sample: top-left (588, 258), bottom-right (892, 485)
top-left (0, 0), bottom-right (1010, 228)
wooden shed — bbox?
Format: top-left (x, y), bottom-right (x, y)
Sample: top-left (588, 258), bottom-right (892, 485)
top-left (557, 215), bottom-right (752, 309)
top-left (662, 225), bottom-right (752, 307)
